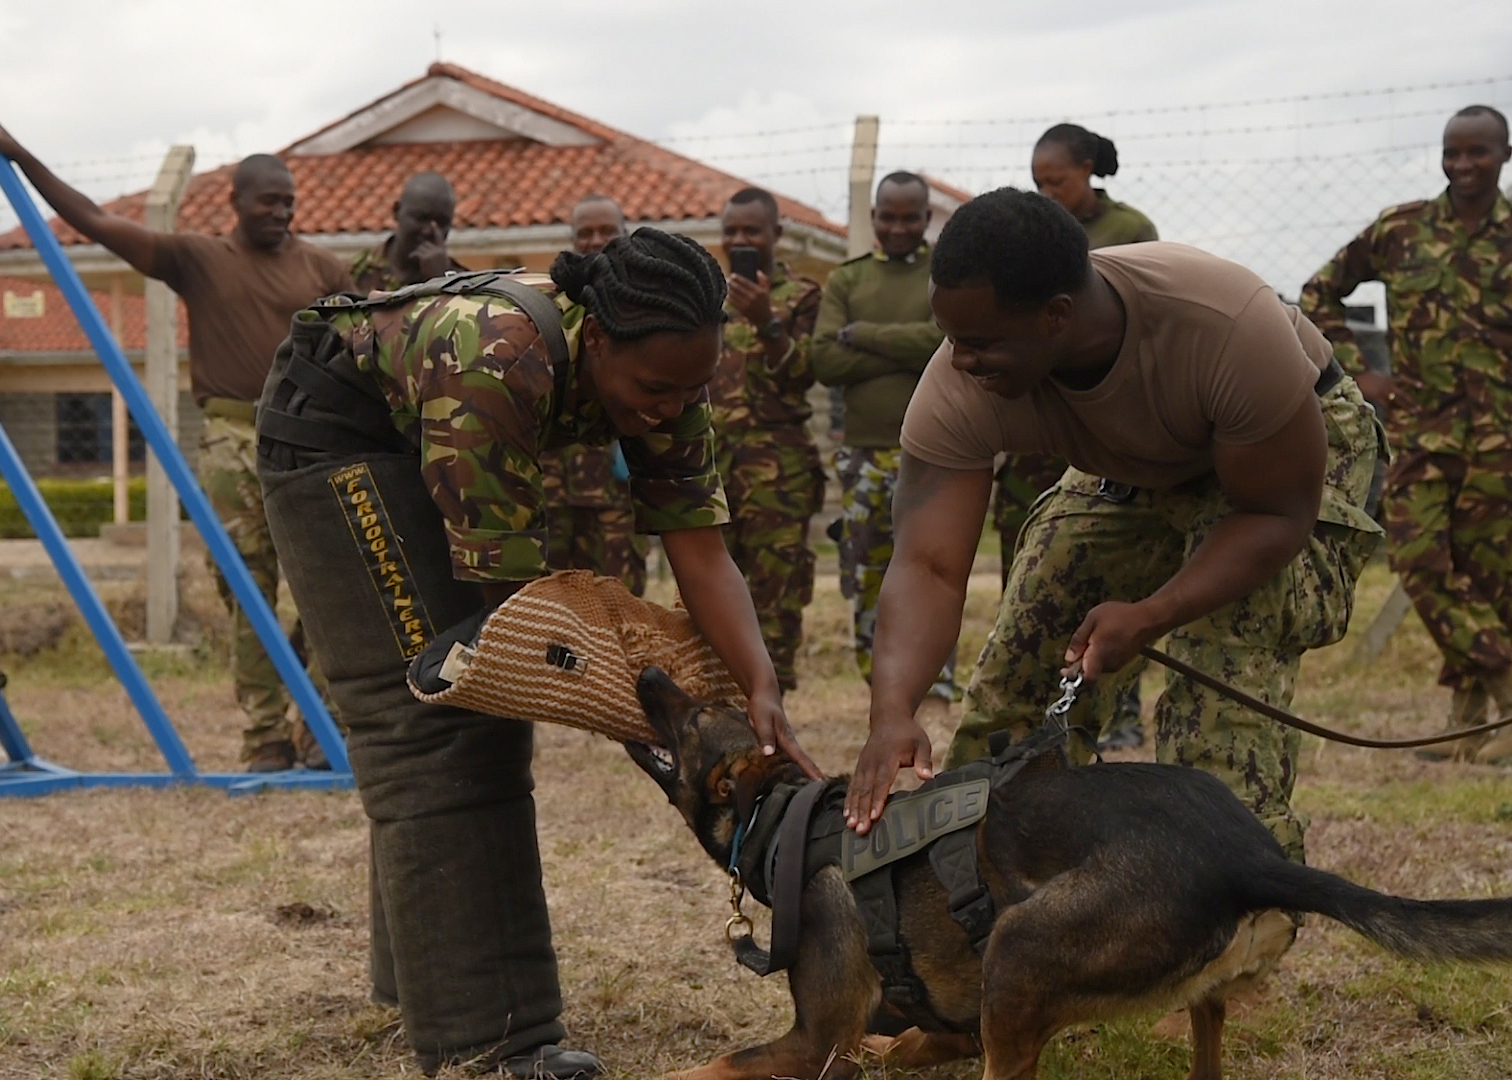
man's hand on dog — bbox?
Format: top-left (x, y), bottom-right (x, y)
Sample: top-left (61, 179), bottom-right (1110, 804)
top-left (1064, 599), bottom-right (1163, 679)
top-left (844, 717), bottom-right (933, 834)
top-left (749, 684), bottom-right (824, 780)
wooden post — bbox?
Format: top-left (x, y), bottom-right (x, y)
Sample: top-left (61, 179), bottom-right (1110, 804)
top-left (144, 145), bottom-right (195, 645)
top-left (847, 115), bottom-right (880, 259)
top-left (109, 277), bottom-right (129, 523)
top-left (1353, 581), bottom-right (1414, 665)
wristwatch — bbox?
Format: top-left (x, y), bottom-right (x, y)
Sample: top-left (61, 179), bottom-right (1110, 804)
top-left (757, 317), bottom-right (785, 342)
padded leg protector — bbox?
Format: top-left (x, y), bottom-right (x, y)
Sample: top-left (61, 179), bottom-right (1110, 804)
top-left (374, 797), bottom-right (565, 1070)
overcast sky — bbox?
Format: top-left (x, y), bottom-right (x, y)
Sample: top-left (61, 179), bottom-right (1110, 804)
top-left (2, 0), bottom-right (1509, 293)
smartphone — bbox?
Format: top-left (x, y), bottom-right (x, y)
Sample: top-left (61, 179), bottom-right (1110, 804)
top-left (728, 246), bottom-right (761, 282)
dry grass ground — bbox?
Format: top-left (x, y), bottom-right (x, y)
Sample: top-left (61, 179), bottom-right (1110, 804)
top-left (2, 556), bottom-right (1511, 1079)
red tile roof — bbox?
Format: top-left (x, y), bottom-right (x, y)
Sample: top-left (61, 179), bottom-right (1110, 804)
top-left (922, 174), bottom-right (976, 205)
top-left (0, 276), bottom-right (186, 354)
top-left (0, 63), bottom-right (842, 251)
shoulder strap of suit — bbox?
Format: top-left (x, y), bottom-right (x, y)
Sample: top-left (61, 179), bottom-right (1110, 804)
top-left (352, 271), bottom-right (572, 419)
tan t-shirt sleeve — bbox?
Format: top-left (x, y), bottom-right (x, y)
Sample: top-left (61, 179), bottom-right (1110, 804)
top-left (1204, 291), bottom-right (1327, 447)
top-left (146, 232), bottom-right (201, 297)
top-left (899, 341), bottom-right (1005, 470)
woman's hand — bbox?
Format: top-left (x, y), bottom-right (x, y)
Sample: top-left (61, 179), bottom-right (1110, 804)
top-left (747, 680), bottom-right (822, 780)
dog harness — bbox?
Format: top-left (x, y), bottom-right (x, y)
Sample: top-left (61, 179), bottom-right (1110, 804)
top-left (728, 725), bottom-right (1069, 1033)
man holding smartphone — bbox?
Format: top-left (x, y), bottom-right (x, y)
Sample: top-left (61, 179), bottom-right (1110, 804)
top-left (711, 187), bottom-right (825, 693)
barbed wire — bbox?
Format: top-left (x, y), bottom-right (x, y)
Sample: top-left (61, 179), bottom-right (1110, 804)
top-left (647, 74), bottom-right (1509, 147)
top-left (660, 121), bottom-right (851, 145)
top-left (891, 74), bottom-right (1512, 127)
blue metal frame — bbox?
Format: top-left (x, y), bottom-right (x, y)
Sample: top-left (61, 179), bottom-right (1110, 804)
top-left (0, 157), bottom-right (352, 794)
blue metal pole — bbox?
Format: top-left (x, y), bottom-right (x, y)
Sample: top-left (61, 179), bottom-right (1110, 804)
top-left (0, 159), bottom-right (350, 774)
top-left (0, 418), bottom-right (197, 776)
top-left (0, 678), bottom-right (38, 765)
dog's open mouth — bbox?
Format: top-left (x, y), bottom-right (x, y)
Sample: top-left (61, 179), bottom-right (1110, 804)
top-left (626, 740), bottom-right (676, 779)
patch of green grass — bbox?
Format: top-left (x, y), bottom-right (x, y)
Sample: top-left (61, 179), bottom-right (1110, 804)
top-left (1297, 777), bottom-right (1512, 827)
top-left (1036, 1023), bottom-right (1195, 1079)
top-left (66, 1050), bottom-right (120, 1080)
top-left (1342, 961), bottom-right (1512, 1035)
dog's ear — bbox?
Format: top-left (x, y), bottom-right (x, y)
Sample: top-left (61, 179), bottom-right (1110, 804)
top-left (729, 751), bottom-right (785, 822)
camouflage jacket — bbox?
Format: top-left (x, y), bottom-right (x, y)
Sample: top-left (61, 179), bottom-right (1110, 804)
top-left (540, 442), bottom-right (631, 510)
top-left (349, 236), bottom-right (469, 295)
top-left (307, 282), bottom-right (728, 582)
top-left (709, 264), bottom-right (823, 438)
top-left (1300, 190), bottom-right (1512, 448)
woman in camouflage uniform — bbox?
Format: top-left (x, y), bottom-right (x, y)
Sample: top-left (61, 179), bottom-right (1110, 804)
top-left (257, 230), bottom-right (817, 1078)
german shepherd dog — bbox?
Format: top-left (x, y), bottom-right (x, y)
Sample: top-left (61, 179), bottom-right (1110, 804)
top-left (626, 668), bottom-right (1512, 1080)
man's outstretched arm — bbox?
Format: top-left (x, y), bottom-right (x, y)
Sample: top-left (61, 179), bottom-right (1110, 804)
top-left (844, 453), bottom-right (991, 833)
top-left (0, 123), bottom-right (161, 276)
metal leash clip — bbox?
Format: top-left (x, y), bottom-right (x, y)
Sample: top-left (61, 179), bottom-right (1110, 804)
top-left (1044, 670), bottom-right (1085, 734)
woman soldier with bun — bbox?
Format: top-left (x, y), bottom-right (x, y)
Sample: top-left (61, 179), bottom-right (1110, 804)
top-left (1032, 122), bottom-right (1158, 250)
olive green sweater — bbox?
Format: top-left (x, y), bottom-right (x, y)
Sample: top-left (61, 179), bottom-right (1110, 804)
top-left (811, 248), bottom-right (943, 448)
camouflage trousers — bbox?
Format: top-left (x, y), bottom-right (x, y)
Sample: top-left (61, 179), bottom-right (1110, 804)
top-left (198, 413), bottom-right (325, 758)
top-left (947, 382), bottom-right (1383, 861)
top-left (1382, 441), bottom-right (1512, 689)
top-left (541, 444), bottom-right (647, 597)
top-left (992, 451), bottom-right (1067, 587)
top-left (837, 445), bottom-right (958, 702)
top-left (543, 503), bottom-right (648, 597)
top-left (720, 433), bottom-right (825, 694)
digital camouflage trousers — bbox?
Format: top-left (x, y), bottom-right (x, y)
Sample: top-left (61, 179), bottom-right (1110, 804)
top-left (947, 382), bottom-right (1384, 861)
top-left (992, 450), bottom-right (1067, 587)
top-left (838, 445), bottom-right (958, 702)
top-left (720, 433), bottom-right (825, 694)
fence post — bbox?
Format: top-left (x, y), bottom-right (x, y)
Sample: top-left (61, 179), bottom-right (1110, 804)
top-left (847, 115), bottom-right (880, 259)
top-left (144, 146), bottom-right (193, 645)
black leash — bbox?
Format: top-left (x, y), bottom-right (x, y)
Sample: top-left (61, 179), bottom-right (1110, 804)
top-left (1140, 645), bottom-right (1512, 750)
top-left (725, 778), bottom-right (830, 976)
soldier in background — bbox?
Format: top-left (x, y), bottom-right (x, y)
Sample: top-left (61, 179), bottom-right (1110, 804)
top-left (349, 172), bottom-right (466, 293)
top-left (0, 122), bottom-right (351, 772)
top-left (994, 123), bottom-right (1162, 751)
top-left (813, 172), bottom-right (956, 750)
top-left (712, 187), bottom-right (825, 693)
top-left (539, 195), bottom-right (647, 593)
top-left (1301, 104), bottom-right (1512, 765)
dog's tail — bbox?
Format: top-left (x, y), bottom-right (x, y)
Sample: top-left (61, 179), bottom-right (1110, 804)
top-left (1239, 860), bottom-right (1512, 963)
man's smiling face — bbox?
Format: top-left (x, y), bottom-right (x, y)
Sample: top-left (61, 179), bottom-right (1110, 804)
top-left (929, 280), bottom-right (1067, 399)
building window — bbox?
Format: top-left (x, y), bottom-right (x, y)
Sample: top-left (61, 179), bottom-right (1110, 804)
top-left (55, 393), bottom-right (144, 466)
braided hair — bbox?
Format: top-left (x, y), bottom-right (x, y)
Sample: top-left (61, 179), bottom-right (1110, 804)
top-left (550, 227), bottom-right (727, 341)
top-left (932, 188), bottom-right (1089, 309)
top-left (1036, 123), bottom-right (1120, 178)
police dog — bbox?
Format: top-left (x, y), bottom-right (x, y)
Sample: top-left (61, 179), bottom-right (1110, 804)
top-left (625, 667), bottom-right (1512, 1080)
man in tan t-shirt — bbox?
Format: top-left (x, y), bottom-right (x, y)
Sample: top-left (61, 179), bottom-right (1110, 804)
top-left (842, 188), bottom-right (1384, 863)
top-left (0, 125), bottom-right (352, 770)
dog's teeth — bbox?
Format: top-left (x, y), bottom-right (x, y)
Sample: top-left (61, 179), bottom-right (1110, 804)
top-left (651, 747), bottom-right (674, 773)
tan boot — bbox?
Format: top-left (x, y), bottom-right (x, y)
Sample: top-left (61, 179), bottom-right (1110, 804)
top-left (1472, 730), bottom-right (1512, 766)
top-left (1415, 684), bottom-right (1490, 762)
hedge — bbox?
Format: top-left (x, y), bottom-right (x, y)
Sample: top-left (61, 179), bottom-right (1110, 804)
top-left (0, 477), bottom-right (149, 538)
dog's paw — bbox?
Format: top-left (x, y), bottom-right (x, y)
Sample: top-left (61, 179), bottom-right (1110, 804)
top-left (859, 1033), bottom-right (899, 1059)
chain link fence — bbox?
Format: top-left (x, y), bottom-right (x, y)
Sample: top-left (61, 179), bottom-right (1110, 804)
top-left (665, 74), bottom-right (1512, 312)
top-left (3, 75), bottom-right (1509, 537)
